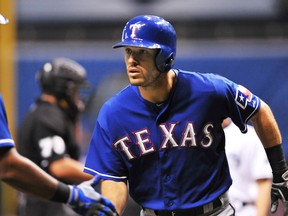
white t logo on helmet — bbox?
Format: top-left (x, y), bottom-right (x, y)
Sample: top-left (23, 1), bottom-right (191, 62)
top-left (129, 23), bottom-right (145, 39)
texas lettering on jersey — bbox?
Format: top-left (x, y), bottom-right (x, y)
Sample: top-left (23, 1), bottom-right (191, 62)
top-left (113, 122), bottom-right (214, 160)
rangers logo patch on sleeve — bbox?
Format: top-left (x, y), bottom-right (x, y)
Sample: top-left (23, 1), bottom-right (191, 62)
top-left (235, 85), bottom-right (257, 110)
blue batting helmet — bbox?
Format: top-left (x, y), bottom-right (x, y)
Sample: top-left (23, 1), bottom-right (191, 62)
top-left (113, 15), bottom-right (177, 73)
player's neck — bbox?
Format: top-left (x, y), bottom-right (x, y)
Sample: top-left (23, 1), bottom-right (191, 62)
top-left (139, 70), bottom-right (176, 104)
top-left (40, 94), bottom-right (57, 105)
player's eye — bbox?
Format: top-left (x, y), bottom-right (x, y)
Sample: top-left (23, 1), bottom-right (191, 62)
top-left (125, 48), bottom-right (133, 55)
top-left (139, 49), bottom-right (148, 55)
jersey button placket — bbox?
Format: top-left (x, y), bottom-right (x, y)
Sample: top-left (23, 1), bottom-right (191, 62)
top-left (160, 150), bottom-right (176, 209)
top-left (164, 199), bottom-right (175, 208)
top-left (164, 175), bottom-right (171, 182)
top-left (168, 200), bottom-right (174, 207)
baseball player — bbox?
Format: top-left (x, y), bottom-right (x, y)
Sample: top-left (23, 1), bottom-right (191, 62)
top-left (223, 118), bottom-right (272, 215)
top-left (84, 15), bottom-right (288, 216)
top-left (0, 14), bottom-right (116, 216)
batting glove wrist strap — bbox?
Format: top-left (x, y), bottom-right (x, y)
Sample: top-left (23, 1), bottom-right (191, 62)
top-left (67, 177), bottom-right (117, 216)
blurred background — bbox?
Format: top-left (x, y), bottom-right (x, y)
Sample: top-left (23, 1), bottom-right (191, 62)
top-left (1, 0), bottom-right (288, 215)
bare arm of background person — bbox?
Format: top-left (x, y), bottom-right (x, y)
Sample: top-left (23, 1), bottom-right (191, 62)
top-left (50, 157), bottom-right (93, 184)
top-left (101, 180), bottom-right (128, 216)
top-left (256, 178), bottom-right (272, 216)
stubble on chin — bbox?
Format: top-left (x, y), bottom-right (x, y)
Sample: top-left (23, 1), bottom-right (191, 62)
top-left (128, 78), bottom-right (141, 86)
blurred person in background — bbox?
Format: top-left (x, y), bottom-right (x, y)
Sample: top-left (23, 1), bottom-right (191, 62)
top-left (0, 13), bottom-right (116, 216)
top-left (17, 57), bottom-right (94, 216)
top-left (223, 117), bottom-right (272, 216)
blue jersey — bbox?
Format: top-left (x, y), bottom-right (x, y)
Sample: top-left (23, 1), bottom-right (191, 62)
top-left (0, 95), bottom-right (14, 148)
top-left (84, 70), bottom-right (260, 210)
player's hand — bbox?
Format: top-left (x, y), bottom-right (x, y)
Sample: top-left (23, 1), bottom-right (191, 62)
top-left (270, 170), bottom-right (288, 213)
top-left (67, 176), bottom-right (117, 216)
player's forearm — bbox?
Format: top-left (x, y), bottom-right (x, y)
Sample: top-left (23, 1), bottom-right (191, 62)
top-left (101, 180), bottom-right (128, 216)
top-left (251, 100), bottom-right (282, 148)
top-left (1, 148), bottom-right (59, 199)
top-left (251, 101), bottom-right (288, 183)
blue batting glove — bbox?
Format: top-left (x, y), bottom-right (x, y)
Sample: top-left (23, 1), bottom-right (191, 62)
top-left (67, 176), bottom-right (117, 216)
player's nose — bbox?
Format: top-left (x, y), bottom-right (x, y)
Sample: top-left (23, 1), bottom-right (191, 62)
top-left (126, 53), bottom-right (140, 65)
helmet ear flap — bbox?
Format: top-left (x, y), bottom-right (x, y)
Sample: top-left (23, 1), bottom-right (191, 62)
top-left (155, 51), bottom-right (175, 73)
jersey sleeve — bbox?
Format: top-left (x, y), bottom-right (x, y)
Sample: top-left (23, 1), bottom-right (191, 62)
top-left (84, 120), bottom-right (128, 181)
top-left (219, 76), bottom-right (261, 133)
top-left (0, 96), bottom-right (14, 148)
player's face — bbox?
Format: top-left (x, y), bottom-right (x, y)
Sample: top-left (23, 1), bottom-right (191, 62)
top-left (124, 47), bottom-right (161, 87)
